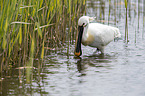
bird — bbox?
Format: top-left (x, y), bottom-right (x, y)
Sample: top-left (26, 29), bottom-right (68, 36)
top-left (74, 16), bottom-right (121, 56)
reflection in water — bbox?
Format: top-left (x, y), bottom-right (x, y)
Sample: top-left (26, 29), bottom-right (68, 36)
top-left (76, 53), bottom-right (115, 76)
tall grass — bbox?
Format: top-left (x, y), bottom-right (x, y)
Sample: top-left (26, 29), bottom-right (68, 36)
top-left (2, 0), bottom-right (145, 74)
top-left (0, 0), bottom-right (86, 72)
top-left (124, 0), bottom-right (129, 42)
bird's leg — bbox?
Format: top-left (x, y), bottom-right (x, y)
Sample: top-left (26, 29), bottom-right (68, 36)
top-left (100, 47), bottom-right (105, 54)
top-left (97, 48), bottom-right (100, 53)
top-left (93, 48), bottom-right (100, 54)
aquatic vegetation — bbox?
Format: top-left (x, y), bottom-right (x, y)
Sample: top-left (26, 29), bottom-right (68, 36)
top-left (0, 0), bottom-right (145, 73)
top-left (0, 0), bottom-right (86, 71)
top-left (1, 0), bottom-right (145, 95)
top-left (124, 0), bottom-right (129, 42)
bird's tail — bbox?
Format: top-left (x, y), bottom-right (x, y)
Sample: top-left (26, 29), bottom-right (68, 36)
top-left (114, 28), bottom-right (121, 38)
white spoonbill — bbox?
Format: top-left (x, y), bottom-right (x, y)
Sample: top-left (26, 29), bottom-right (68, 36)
top-left (74, 16), bottom-right (121, 56)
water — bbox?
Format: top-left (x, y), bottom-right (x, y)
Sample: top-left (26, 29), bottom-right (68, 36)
top-left (1, 0), bottom-right (145, 96)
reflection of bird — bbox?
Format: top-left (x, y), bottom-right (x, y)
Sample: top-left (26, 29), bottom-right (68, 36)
top-left (74, 16), bottom-right (121, 56)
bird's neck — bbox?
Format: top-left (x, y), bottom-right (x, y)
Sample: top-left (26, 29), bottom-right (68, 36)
top-left (82, 24), bottom-right (89, 41)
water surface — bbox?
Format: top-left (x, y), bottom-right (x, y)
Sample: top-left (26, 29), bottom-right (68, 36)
top-left (1, 0), bottom-right (145, 96)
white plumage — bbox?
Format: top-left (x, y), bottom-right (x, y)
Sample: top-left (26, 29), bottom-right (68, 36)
top-left (74, 16), bottom-right (121, 56)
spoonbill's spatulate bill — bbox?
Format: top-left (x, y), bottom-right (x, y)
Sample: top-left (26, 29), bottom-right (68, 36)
top-left (74, 16), bottom-right (121, 56)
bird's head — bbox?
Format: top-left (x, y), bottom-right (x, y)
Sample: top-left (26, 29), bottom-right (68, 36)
top-left (78, 16), bottom-right (95, 27)
top-left (74, 16), bottom-right (95, 57)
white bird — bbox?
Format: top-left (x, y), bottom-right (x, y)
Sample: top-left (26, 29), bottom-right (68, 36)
top-left (74, 16), bottom-right (121, 56)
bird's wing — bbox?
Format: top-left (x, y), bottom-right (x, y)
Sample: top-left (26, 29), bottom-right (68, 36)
top-left (89, 23), bottom-right (120, 46)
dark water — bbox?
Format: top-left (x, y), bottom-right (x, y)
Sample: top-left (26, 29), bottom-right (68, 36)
top-left (1, 0), bottom-right (145, 96)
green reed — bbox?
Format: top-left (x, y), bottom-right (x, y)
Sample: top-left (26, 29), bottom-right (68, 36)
top-left (124, 0), bottom-right (129, 42)
top-left (2, 0), bottom-right (145, 77)
top-left (108, 0), bottom-right (111, 25)
top-left (0, 0), bottom-right (86, 72)
top-left (143, 0), bottom-right (145, 38)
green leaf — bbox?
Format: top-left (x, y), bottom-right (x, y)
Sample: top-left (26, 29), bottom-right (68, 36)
top-left (19, 27), bottom-right (22, 45)
top-left (36, 22), bottom-right (42, 38)
top-left (31, 38), bottom-right (35, 57)
top-left (2, 36), bottom-right (7, 49)
top-left (4, 18), bottom-right (8, 32)
top-left (41, 40), bottom-right (44, 59)
top-left (124, 0), bottom-right (127, 8)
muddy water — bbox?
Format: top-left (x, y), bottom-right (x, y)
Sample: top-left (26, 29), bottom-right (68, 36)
top-left (1, 0), bottom-right (145, 96)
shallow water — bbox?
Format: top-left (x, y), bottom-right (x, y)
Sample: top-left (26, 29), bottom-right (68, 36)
top-left (1, 0), bottom-right (145, 96)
